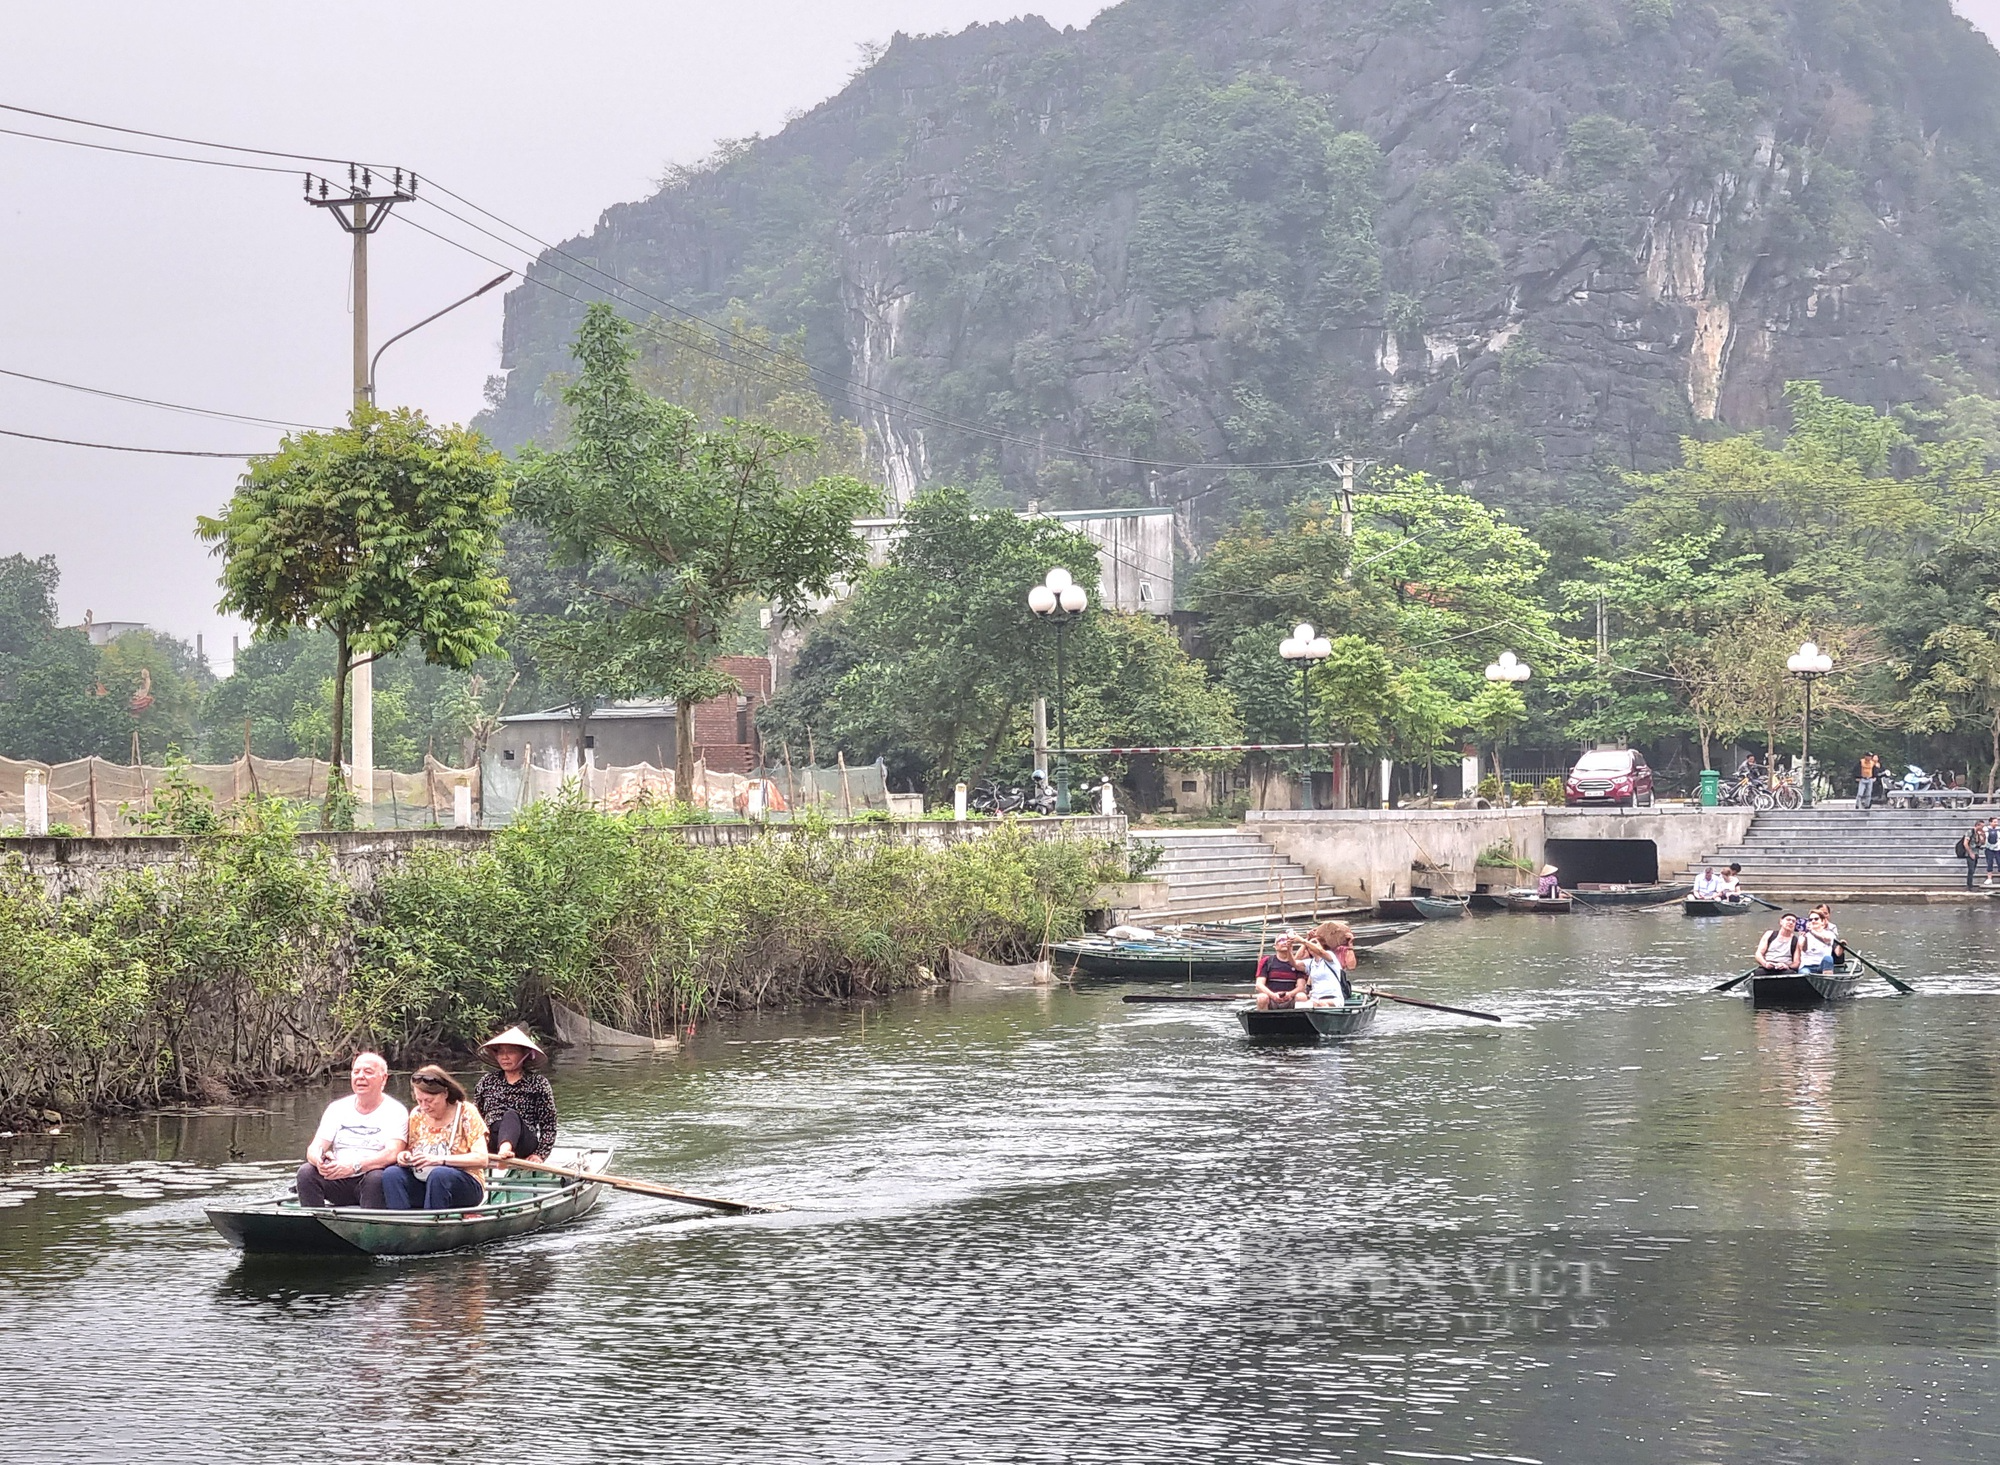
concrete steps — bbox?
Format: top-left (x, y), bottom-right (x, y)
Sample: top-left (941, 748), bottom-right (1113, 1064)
top-left (1131, 827), bottom-right (1355, 921)
top-left (1684, 808), bottom-right (1997, 892)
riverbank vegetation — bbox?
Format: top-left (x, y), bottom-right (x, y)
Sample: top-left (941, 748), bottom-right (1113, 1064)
top-left (0, 794), bottom-right (1119, 1122)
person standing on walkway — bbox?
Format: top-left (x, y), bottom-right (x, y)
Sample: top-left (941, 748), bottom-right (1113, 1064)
top-left (1961, 822), bottom-right (1986, 889)
top-left (1855, 752), bottom-right (1879, 811)
top-left (1982, 820), bottom-right (1998, 886)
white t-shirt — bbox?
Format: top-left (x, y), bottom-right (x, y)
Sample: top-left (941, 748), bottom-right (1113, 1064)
top-left (313, 1094), bottom-right (410, 1167)
top-left (1692, 872), bottom-right (1721, 898)
top-left (1305, 956), bottom-right (1348, 1002)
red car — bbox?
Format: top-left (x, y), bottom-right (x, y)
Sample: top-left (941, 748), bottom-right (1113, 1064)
top-left (1565, 749), bottom-right (1654, 807)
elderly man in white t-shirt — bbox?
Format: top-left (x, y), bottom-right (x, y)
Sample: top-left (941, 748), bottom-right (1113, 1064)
top-left (296, 1052), bottom-right (409, 1209)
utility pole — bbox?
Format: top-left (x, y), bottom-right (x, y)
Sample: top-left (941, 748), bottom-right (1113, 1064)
top-left (305, 165), bottom-right (415, 823)
top-left (1333, 457), bottom-right (1357, 578)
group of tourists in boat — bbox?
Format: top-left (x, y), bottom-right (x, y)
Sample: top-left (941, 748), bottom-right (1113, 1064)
top-left (296, 1026), bottom-right (557, 1211)
top-left (1690, 864), bottom-right (1747, 904)
top-left (1752, 904), bottom-right (1844, 975)
top-left (1251, 923), bottom-right (1361, 1010)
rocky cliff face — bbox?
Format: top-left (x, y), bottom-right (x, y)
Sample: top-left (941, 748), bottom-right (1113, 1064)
top-left (482, 0), bottom-right (2000, 524)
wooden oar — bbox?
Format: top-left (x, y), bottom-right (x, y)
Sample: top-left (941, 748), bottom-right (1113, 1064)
top-left (1840, 944), bottom-right (1917, 995)
top-left (1712, 966), bottom-right (1759, 993)
top-left (1122, 992), bottom-right (1243, 1003)
top-left (1366, 987), bottom-right (1503, 1023)
top-left (487, 1156), bottom-right (778, 1214)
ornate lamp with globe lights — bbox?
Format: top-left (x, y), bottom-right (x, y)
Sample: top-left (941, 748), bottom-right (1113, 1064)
top-left (1785, 639), bottom-right (1833, 808)
top-left (1279, 623), bottom-right (1332, 809)
top-left (1028, 567), bottom-right (1089, 814)
top-left (1483, 651), bottom-right (1532, 807)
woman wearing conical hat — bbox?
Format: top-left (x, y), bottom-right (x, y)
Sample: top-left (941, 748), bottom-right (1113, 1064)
top-left (473, 1025), bottom-right (559, 1162)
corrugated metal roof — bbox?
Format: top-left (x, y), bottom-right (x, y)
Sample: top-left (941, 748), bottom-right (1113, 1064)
top-left (499, 701), bottom-right (677, 725)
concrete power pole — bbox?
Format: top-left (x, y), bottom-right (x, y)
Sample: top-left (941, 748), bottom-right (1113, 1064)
top-left (1334, 456), bottom-right (1356, 578)
top-left (305, 166), bottom-right (414, 822)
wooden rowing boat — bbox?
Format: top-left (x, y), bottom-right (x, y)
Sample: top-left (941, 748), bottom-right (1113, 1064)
top-left (1498, 889), bottom-right (1572, 913)
top-left (1236, 995), bottom-right (1380, 1042)
top-left (1570, 881), bottom-right (1693, 906)
top-left (205, 1146), bottom-right (612, 1257)
top-left (1375, 894), bottom-right (1469, 920)
top-left (1683, 896), bottom-right (1755, 917)
top-left (1747, 961), bottom-right (1866, 1009)
top-left (1054, 924), bottom-right (1418, 981)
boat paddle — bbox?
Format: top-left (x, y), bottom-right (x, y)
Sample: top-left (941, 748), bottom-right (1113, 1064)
top-left (1711, 967), bottom-right (1760, 993)
top-left (1366, 987), bottom-right (1503, 1023)
top-left (1121, 992), bottom-right (1244, 1003)
top-left (487, 1157), bottom-right (779, 1214)
top-left (1838, 944), bottom-right (1917, 995)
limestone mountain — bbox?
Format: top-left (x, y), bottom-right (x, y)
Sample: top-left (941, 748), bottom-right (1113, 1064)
top-left (480, 0), bottom-right (2000, 528)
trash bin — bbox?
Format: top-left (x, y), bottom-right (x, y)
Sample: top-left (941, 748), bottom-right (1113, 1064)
top-left (1699, 769), bottom-right (1720, 807)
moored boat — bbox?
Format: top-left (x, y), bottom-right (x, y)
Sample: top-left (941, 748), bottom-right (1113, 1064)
top-left (1236, 995), bottom-right (1380, 1042)
top-left (1055, 924), bottom-right (1417, 981)
top-left (1570, 881), bottom-right (1694, 907)
top-left (206, 1146), bottom-right (613, 1257)
top-left (1375, 894), bottom-right (1469, 920)
top-left (1498, 889), bottom-right (1572, 913)
top-left (1683, 896), bottom-right (1755, 917)
top-left (1747, 961), bottom-right (1866, 1009)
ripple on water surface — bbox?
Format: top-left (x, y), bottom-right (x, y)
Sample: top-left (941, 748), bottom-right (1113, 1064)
top-left (5, 907), bottom-right (2000, 1462)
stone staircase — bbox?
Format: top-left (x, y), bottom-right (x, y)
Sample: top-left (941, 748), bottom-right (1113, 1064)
top-left (1685, 807), bottom-right (1999, 894)
top-left (1130, 827), bottom-right (1356, 922)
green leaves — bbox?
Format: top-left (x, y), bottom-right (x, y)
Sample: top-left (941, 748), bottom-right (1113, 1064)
top-left (513, 303), bottom-right (878, 790)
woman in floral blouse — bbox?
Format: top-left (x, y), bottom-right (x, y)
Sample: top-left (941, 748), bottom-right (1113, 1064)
top-left (474, 1026), bottom-right (559, 1162)
top-left (382, 1065), bottom-right (489, 1210)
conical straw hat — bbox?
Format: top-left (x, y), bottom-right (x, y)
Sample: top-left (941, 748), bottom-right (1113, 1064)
top-left (479, 1025), bottom-right (546, 1064)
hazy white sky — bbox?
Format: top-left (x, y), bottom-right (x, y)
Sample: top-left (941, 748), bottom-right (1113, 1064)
top-left (0, 1), bottom-right (1112, 663)
top-left (2, 0), bottom-right (1993, 661)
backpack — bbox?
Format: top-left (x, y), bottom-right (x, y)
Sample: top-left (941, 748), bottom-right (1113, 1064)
top-left (1955, 837), bottom-right (1970, 859)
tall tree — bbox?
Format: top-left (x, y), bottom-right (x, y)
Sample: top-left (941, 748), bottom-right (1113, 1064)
top-left (198, 407), bottom-right (510, 817)
top-left (514, 304), bottom-right (877, 794)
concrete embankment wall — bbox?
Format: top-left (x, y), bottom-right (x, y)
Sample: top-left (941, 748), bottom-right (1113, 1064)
top-left (0, 814), bottom-right (1128, 903)
top-left (1247, 808), bottom-right (1756, 902)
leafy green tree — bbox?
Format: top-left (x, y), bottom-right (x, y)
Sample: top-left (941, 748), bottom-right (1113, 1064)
top-left (198, 407), bottom-right (510, 816)
top-left (1903, 616), bottom-right (2000, 791)
top-left (0, 555), bottom-right (120, 762)
top-left (514, 303), bottom-right (877, 793)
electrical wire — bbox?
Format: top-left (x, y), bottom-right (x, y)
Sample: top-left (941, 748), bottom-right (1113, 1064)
top-left (0, 426), bottom-right (262, 457)
top-left (0, 366), bottom-right (331, 431)
top-left (4, 96), bottom-right (1339, 473)
top-left (0, 123), bottom-right (300, 174)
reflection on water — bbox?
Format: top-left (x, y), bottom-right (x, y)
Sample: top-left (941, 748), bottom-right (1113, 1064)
top-left (5, 904), bottom-right (2000, 1461)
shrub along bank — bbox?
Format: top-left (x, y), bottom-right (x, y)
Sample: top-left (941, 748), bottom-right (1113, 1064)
top-left (0, 792), bottom-right (1118, 1122)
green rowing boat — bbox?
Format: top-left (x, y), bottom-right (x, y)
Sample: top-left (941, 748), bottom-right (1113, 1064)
top-left (1236, 995), bottom-right (1381, 1042)
top-left (206, 1146), bottom-right (613, 1257)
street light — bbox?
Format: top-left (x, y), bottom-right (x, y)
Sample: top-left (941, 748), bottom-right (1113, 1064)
top-left (1483, 651), bottom-right (1532, 807)
top-left (1280, 621), bottom-right (1332, 809)
top-left (366, 270), bottom-right (513, 404)
top-left (1029, 567), bottom-right (1088, 813)
top-left (1786, 639), bottom-right (1833, 808)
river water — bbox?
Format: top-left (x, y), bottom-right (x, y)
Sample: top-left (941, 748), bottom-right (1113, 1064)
top-left (6, 905), bottom-right (2000, 1463)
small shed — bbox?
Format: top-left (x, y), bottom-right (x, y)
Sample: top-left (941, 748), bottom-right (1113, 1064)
top-left (494, 702), bottom-right (676, 772)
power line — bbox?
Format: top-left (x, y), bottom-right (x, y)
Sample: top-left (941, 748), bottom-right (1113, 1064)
top-left (0, 425), bottom-right (263, 457)
top-left (6, 97), bottom-right (1336, 474)
top-left (0, 123), bottom-right (299, 174)
top-left (0, 365), bottom-right (331, 430)
top-left (0, 100), bottom-right (364, 167)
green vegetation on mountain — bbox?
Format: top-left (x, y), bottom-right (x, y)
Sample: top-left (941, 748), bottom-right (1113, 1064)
top-left (480, 0), bottom-right (2000, 528)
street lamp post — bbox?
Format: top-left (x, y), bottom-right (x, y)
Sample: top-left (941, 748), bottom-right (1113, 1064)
top-left (367, 271), bottom-right (513, 404)
top-left (1029, 567), bottom-right (1089, 814)
top-left (1483, 651), bottom-right (1532, 807)
top-left (1280, 622), bottom-right (1332, 809)
top-left (1786, 640), bottom-right (1833, 808)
